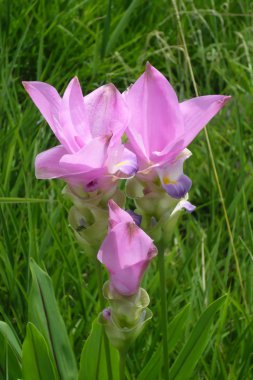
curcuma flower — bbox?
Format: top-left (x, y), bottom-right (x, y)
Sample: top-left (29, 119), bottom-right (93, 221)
top-left (97, 200), bottom-right (157, 296)
top-left (22, 77), bottom-right (137, 191)
top-left (98, 200), bottom-right (157, 351)
top-left (124, 63), bottom-right (231, 199)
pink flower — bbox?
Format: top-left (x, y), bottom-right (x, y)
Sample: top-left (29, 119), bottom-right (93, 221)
top-left (97, 200), bottom-right (157, 296)
top-left (124, 63), bottom-right (231, 198)
top-left (23, 78), bottom-right (137, 191)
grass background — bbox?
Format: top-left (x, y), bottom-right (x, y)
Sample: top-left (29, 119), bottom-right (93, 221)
top-left (1, 0), bottom-right (253, 378)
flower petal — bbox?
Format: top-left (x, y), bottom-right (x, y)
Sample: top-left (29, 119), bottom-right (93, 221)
top-left (125, 63), bottom-right (184, 160)
top-left (109, 261), bottom-right (150, 295)
top-left (60, 77), bottom-right (91, 151)
top-left (107, 199), bottom-right (133, 229)
top-left (99, 221), bottom-right (156, 268)
top-left (22, 81), bottom-right (64, 143)
top-left (157, 149), bottom-right (192, 199)
top-left (180, 95), bottom-right (231, 147)
top-left (84, 84), bottom-right (127, 142)
top-left (35, 145), bottom-right (68, 179)
top-left (157, 148), bottom-right (191, 181)
top-left (126, 210), bottom-right (142, 226)
top-left (125, 129), bottom-right (150, 166)
top-left (59, 136), bottom-right (109, 174)
top-left (150, 139), bottom-right (185, 166)
top-left (171, 199), bottom-right (196, 215)
top-left (163, 175), bottom-right (192, 199)
top-left (97, 220), bottom-right (157, 295)
top-left (35, 145), bottom-right (106, 188)
top-left (107, 145), bottom-right (138, 177)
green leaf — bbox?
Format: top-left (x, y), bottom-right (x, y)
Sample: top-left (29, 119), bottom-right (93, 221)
top-left (79, 318), bottom-right (119, 380)
top-left (137, 304), bottom-right (190, 380)
top-left (22, 322), bottom-right (58, 380)
top-left (170, 295), bottom-right (227, 380)
top-left (0, 197), bottom-right (49, 203)
top-left (137, 345), bottom-right (162, 380)
top-left (29, 259), bottom-right (78, 380)
top-left (167, 304), bottom-right (190, 354)
top-left (0, 323), bottom-right (22, 380)
top-left (100, 0), bottom-right (112, 58)
top-left (106, 0), bottom-right (142, 55)
top-left (0, 321), bottom-right (22, 361)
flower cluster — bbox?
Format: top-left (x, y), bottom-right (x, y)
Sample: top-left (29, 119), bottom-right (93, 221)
top-left (23, 63), bottom-right (230, 350)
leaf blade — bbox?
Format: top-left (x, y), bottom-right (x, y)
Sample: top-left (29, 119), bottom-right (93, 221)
top-left (22, 322), bottom-right (58, 380)
top-left (137, 304), bottom-right (190, 380)
top-left (170, 295), bottom-right (227, 380)
top-left (29, 260), bottom-right (78, 380)
top-left (79, 318), bottom-right (119, 380)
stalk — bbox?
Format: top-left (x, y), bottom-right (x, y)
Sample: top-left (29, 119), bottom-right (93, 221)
top-left (157, 243), bottom-right (169, 380)
top-left (95, 259), bottom-right (113, 380)
top-left (119, 350), bottom-right (127, 380)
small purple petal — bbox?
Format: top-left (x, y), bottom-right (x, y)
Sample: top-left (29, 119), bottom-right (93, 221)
top-left (102, 308), bottom-right (111, 321)
top-left (163, 175), bottom-right (192, 199)
top-left (107, 145), bottom-right (138, 177)
top-left (126, 210), bottom-right (142, 226)
top-left (181, 200), bottom-right (196, 213)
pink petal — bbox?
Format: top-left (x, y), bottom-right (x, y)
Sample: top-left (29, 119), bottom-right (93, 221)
top-left (64, 169), bottom-right (107, 191)
top-left (125, 63), bottom-right (184, 159)
top-left (107, 199), bottom-right (133, 230)
top-left (59, 136), bottom-right (109, 174)
top-left (35, 145), bottom-right (68, 179)
top-left (97, 221), bottom-right (157, 295)
top-left (22, 81), bottom-right (65, 146)
top-left (101, 221), bottom-right (156, 268)
top-left (109, 261), bottom-right (151, 295)
top-left (151, 139), bottom-right (185, 166)
top-left (84, 84), bottom-right (128, 142)
top-left (36, 145), bottom-right (107, 189)
top-left (60, 77), bottom-right (91, 151)
top-left (125, 129), bottom-right (150, 166)
top-left (180, 95), bottom-right (231, 148)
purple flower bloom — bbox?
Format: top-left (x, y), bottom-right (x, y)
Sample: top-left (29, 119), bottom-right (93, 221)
top-left (97, 200), bottom-right (157, 296)
top-left (23, 78), bottom-right (137, 191)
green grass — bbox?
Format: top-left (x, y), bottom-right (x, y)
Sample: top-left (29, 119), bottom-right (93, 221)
top-left (1, 0), bottom-right (253, 378)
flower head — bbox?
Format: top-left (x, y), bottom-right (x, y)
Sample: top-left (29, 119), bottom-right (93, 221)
top-left (124, 63), bottom-right (231, 169)
top-left (124, 63), bottom-right (231, 198)
top-left (23, 77), bottom-right (137, 191)
top-left (97, 200), bottom-right (157, 296)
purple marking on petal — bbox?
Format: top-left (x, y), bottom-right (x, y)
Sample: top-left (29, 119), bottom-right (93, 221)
top-left (164, 175), bottom-right (192, 199)
top-left (84, 179), bottom-right (99, 192)
top-left (182, 200), bottom-right (196, 213)
top-left (126, 210), bottom-right (142, 226)
top-left (102, 308), bottom-right (111, 320)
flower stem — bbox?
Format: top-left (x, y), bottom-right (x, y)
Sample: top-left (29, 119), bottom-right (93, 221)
top-left (157, 244), bottom-right (169, 380)
top-left (119, 350), bottom-right (127, 380)
top-left (95, 259), bottom-right (113, 380)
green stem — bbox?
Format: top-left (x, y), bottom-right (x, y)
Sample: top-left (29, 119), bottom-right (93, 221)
top-left (157, 244), bottom-right (169, 380)
top-left (119, 350), bottom-right (127, 380)
top-left (95, 259), bottom-right (113, 380)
